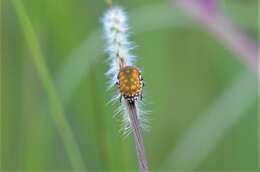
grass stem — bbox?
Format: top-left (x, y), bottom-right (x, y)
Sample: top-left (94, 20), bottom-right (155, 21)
top-left (127, 102), bottom-right (148, 172)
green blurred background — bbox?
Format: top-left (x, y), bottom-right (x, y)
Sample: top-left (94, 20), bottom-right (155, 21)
top-left (1, 0), bottom-right (258, 171)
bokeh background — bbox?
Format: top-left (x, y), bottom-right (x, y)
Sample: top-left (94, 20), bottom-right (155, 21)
top-left (1, 0), bottom-right (258, 171)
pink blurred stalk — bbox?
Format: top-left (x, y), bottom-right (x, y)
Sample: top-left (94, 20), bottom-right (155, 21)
top-left (175, 0), bottom-right (258, 72)
top-left (127, 102), bottom-right (148, 172)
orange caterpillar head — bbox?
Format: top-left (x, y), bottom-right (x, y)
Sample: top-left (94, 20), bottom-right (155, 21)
top-left (117, 66), bottom-right (143, 102)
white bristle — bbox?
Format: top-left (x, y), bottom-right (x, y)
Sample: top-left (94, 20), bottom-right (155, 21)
top-left (102, 7), bottom-right (148, 135)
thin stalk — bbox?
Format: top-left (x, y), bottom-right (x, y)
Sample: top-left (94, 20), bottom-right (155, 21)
top-left (11, 0), bottom-right (86, 170)
top-left (127, 101), bottom-right (148, 172)
top-left (175, 0), bottom-right (258, 72)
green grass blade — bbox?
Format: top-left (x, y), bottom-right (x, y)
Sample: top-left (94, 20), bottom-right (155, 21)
top-left (160, 70), bottom-right (256, 170)
top-left (11, 0), bottom-right (86, 170)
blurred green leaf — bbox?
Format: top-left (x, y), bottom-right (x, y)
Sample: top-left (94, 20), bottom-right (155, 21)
top-left (160, 70), bottom-right (257, 170)
top-left (11, 0), bottom-right (86, 170)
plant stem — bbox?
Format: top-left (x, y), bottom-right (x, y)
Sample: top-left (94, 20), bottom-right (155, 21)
top-left (175, 0), bottom-right (258, 72)
top-left (127, 101), bottom-right (148, 172)
top-left (11, 0), bottom-right (86, 170)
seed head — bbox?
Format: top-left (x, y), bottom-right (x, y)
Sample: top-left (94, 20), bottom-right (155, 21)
top-left (102, 7), bottom-right (135, 88)
top-left (102, 7), bottom-right (149, 134)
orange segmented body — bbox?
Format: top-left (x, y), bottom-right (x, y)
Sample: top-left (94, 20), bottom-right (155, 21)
top-left (117, 66), bottom-right (143, 102)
